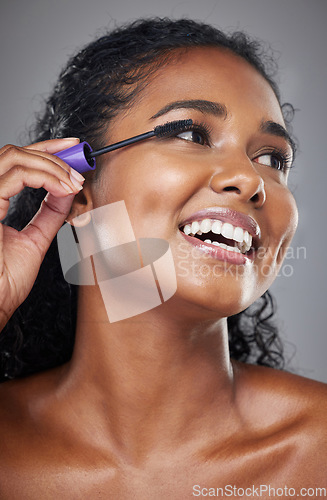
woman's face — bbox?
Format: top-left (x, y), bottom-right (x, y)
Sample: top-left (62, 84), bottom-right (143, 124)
top-left (89, 47), bottom-right (298, 318)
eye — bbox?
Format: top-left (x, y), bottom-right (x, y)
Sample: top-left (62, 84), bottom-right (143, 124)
top-left (255, 154), bottom-right (283, 170)
top-left (253, 150), bottom-right (292, 172)
top-left (176, 123), bottom-right (211, 146)
top-left (177, 130), bottom-right (206, 145)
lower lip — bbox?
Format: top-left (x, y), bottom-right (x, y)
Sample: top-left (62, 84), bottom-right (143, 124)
top-left (180, 232), bottom-right (255, 265)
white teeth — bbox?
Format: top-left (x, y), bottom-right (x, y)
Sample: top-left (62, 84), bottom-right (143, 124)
top-left (211, 220), bottom-right (222, 234)
top-left (200, 239), bottom-right (243, 253)
top-left (191, 221), bottom-right (200, 234)
top-left (221, 222), bottom-right (234, 240)
top-left (233, 226), bottom-right (244, 243)
top-left (244, 231), bottom-right (252, 249)
top-left (200, 219), bottom-right (211, 233)
top-left (182, 218), bottom-right (255, 254)
top-left (238, 242), bottom-right (246, 253)
top-left (183, 224), bottom-right (192, 235)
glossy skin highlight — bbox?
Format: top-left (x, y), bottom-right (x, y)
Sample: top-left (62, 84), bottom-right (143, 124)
top-left (0, 47), bottom-right (326, 498)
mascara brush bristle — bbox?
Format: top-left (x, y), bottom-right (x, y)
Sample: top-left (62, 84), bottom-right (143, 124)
top-left (88, 119), bottom-right (194, 159)
top-left (154, 119), bottom-right (193, 138)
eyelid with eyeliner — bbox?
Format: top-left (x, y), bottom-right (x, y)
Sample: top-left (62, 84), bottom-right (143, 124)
top-left (253, 146), bottom-right (294, 172)
top-left (175, 121), bottom-right (294, 172)
top-left (172, 121), bottom-right (213, 146)
top-left (163, 118), bottom-right (294, 172)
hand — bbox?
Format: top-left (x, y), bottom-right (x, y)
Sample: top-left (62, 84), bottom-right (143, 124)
top-left (0, 138), bottom-right (85, 330)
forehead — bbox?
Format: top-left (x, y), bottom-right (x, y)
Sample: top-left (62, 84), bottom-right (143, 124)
top-left (123, 46), bottom-right (284, 126)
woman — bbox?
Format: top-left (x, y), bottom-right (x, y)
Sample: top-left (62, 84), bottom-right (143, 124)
top-left (0, 18), bottom-right (326, 497)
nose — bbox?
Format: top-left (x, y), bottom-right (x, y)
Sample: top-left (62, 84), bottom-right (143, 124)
top-left (209, 156), bottom-right (266, 208)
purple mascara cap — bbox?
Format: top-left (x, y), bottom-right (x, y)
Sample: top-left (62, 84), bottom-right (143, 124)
top-left (55, 142), bottom-right (95, 173)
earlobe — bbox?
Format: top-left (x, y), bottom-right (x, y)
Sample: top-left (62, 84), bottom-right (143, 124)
top-left (67, 211), bottom-right (92, 227)
top-left (65, 182), bottom-right (93, 226)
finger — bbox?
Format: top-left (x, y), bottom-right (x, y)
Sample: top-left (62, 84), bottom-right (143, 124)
top-left (0, 139), bottom-right (85, 190)
top-left (0, 138), bottom-right (79, 161)
top-left (22, 146), bottom-right (86, 184)
top-left (0, 145), bottom-right (84, 188)
top-left (22, 192), bottom-right (75, 261)
top-left (24, 138), bottom-right (83, 176)
top-left (0, 147), bottom-right (85, 189)
top-left (0, 166), bottom-right (83, 219)
top-left (24, 137), bottom-right (80, 154)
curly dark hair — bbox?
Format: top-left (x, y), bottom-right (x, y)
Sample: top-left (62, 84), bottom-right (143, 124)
top-left (0, 17), bottom-right (295, 381)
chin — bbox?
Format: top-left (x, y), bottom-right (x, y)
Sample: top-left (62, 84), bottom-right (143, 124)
top-left (172, 276), bottom-right (260, 320)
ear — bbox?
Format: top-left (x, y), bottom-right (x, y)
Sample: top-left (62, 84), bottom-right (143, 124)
top-left (66, 181), bottom-right (94, 226)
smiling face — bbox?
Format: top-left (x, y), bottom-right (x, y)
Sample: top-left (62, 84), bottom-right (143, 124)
top-left (84, 46), bottom-right (298, 319)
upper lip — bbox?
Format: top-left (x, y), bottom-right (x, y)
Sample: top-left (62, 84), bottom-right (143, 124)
top-left (179, 207), bottom-right (261, 245)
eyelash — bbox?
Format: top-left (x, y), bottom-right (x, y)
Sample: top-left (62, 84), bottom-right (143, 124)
top-left (174, 121), bottom-right (293, 172)
top-left (175, 121), bottom-right (212, 146)
top-left (253, 148), bottom-right (294, 172)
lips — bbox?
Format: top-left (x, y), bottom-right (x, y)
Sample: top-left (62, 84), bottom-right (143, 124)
top-left (178, 207), bottom-right (261, 262)
top-left (179, 207), bottom-right (261, 239)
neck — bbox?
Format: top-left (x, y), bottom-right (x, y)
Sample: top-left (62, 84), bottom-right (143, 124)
top-left (60, 286), bottom-right (236, 457)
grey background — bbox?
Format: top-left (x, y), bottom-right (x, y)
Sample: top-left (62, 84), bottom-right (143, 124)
top-left (1, 0), bottom-right (326, 382)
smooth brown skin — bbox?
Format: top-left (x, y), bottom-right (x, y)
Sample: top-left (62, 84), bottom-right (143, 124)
top-left (0, 48), bottom-right (326, 499)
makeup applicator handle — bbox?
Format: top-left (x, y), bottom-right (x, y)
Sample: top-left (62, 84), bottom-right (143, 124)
top-left (55, 142), bottom-right (96, 174)
top-left (54, 119), bottom-right (193, 174)
top-left (55, 132), bottom-right (156, 174)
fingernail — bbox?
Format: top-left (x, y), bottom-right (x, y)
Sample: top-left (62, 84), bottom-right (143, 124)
top-left (69, 174), bottom-right (84, 191)
top-left (60, 181), bottom-right (74, 194)
top-left (56, 137), bottom-right (80, 144)
top-left (70, 168), bottom-right (85, 183)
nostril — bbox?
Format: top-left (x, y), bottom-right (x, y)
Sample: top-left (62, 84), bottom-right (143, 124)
top-left (223, 186), bottom-right (241, 193)
top-left (250, 192), bottom-right (260, 203)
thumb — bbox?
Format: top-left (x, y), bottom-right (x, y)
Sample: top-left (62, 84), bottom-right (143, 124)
top-left (22, 193), bottom-right (75, 259)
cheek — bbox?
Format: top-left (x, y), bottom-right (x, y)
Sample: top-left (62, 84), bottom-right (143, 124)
top-left (139, 165), bottom-right (187, 216)
top-left (273, 187), bottom-right (298, 261)
top-left (257, 185), bottom-right (298, 286)
top-left (93, 149), bottom-right (203, 236)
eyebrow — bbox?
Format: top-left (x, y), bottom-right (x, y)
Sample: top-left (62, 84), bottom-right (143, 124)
top-left (260, 120), bottom-right (296, 158)
top-left (150, 99), bottom-right (228, 120)
top-left (150, 99), bottom-right (296, 158)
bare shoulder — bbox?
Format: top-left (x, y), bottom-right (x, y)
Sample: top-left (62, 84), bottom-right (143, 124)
top-left (238, 361), bottom-right (327, 406)
top-left (234, 360), bottom-right (327, 416)
top-left (234, 361), bottom-right (327, 456)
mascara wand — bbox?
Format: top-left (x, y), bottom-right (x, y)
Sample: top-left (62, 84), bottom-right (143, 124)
top-left (55, 119), bottom-right (193, 174)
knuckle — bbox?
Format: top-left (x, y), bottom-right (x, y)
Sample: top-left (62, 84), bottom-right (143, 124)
top-left (0, 144), bottom-right (15, 153)
top-left (1, 145), bottom-right (21, 163)
top-left (11, 164), bottom-right (26, 177)
top-left (0, 144), bottom-right (16, 156)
